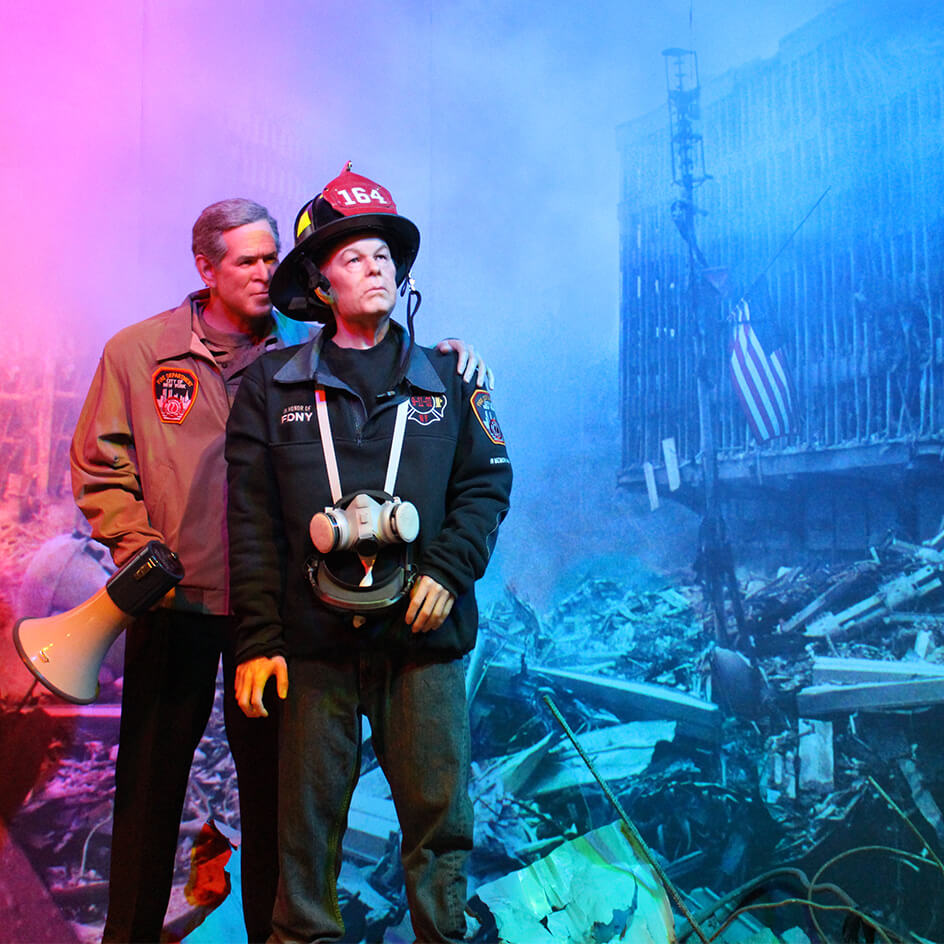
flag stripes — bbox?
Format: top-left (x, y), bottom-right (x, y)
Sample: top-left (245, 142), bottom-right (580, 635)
top-left (729, 301), bottom-right (794, 442)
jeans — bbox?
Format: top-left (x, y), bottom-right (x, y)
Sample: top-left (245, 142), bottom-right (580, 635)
top-left (272, 653), bottom-right (472, 944)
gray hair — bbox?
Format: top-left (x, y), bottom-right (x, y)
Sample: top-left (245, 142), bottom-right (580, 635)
top-left (191, 198), bottom-right (280, 266)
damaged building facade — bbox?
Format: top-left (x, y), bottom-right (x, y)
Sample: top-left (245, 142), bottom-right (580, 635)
top-left (617, 0), bottom-right (944, 560)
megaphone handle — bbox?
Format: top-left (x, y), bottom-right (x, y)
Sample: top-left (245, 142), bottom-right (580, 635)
top-left (106, 541), bottom-right (185, 614)
top-left (14, 677), bottom-right (39, 712)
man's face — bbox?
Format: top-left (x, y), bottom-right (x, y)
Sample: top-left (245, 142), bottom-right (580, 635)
top-left (321, 235), bottom-right (398, 324)
top-left (200, 220), bottom-right (279, 322)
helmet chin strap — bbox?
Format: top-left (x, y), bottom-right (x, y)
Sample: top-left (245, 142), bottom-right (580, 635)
top-left (384, 275), bottom-right (421, 394)
top-left (401, 273), bottom-right (421, 311)
top-left (299, 255), bottom-right (334, 309)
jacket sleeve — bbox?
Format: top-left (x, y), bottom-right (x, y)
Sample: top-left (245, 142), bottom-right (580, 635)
top-left (225, 360), bottom-right (288, 663)
top-left (418, 381), bottom-right (512, 597)
top-left (70, 349), bottom-right (166, 567)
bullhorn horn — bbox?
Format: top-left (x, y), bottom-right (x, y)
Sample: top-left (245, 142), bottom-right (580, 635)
top-left (13, 540), bottom-right (184, 704)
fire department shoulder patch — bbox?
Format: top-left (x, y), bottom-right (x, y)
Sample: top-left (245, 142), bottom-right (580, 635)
top-left (153, 367), bottom-right (198, 424)
top-left (407, 394), bottom-right (447, 425)
top-left (470, 390), bottom-right (504, 445)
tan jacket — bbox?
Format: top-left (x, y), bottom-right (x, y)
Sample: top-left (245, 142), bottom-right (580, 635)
top-left (70, 291), bottom-right (312, 614)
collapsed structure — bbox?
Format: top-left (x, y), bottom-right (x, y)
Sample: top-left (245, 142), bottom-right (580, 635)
top-left (616, 0), bottom-right (944, 561)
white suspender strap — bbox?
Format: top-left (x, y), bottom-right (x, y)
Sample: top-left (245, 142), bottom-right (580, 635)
top-left (315, 386), bottom-right (343, 503)
top-left (384, 400), bottom-right (409, 496)
top-left (315, 386), bottom-right (410, 502)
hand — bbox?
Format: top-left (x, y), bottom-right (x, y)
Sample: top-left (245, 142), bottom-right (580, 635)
top-left (405, 575), bottom-right (455, 634)
top-left (235, 655), bottom-right (288, 718)
top-left (436, 338), bottom-right (494, 390)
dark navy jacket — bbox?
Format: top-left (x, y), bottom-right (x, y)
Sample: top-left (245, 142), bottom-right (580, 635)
top-left (226, 323), bottom-right (512, 663)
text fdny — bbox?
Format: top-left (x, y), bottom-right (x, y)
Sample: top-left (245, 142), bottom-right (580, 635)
top-left (280, 405), bottom-right (312, 424)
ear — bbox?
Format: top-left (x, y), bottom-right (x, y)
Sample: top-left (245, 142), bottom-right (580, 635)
top-left (194, 254), bottom-right (217, 290)
top-left (314, 282), bottom-right (334, 306)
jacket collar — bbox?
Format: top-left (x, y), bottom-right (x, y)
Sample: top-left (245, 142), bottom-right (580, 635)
top-left (274, 321), bottom-right (445, 394)
top-left (154, 291), bottom-right (209, 362)
top-left (154, 290), bottom-right (311, 363)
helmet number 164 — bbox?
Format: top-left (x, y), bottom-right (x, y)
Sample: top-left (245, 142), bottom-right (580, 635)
top-left (335, 187), bottom-right (389, 206)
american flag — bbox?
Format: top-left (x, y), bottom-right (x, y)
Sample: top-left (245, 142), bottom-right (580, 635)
top-left (728, 300), bottom-right (795, 442)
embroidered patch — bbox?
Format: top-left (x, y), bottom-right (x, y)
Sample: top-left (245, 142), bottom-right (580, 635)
top-left (407, 394), bottom-right (447, 426)
top-left (470, 390), bottom-right (504, 445)
top-left (280, 404), bottom-right (313, 424)
top-left (153, 368), bottom-right (198, 424)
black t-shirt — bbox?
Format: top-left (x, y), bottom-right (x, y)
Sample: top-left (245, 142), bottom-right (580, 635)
top-left (321, 328), bottom-right (401, 417)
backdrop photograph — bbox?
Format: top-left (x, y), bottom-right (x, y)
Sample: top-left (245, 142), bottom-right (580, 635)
top-left (2, 1), bottom-right (943, 942)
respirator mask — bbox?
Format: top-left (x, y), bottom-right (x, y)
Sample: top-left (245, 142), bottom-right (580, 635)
top-left (307, 489), bottom-right (419, 613)
top-left (306, 387), bottom-right (419, 618)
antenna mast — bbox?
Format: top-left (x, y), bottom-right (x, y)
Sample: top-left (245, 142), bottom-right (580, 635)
top-left (662, 47), bottom-right (745, 647)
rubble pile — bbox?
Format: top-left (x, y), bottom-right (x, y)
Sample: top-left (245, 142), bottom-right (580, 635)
top-left (4, 532), bottom-right (944, 942)
top-left (458, 534), bottom-right (944, 943)
top-left (3, 687), bottom-right (238, 944)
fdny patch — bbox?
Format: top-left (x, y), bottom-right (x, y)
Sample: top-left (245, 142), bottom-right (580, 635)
top-left (407, 394), bottom-right (447, 426)
top-left (153, 368), bottom-right (198, 424)
top-left (281, 403), bottom-right (313, 424)
top-left (470, 390), bottom-right (504, 445)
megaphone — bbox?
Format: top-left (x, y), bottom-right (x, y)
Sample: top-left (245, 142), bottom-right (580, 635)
top-left (13, 540), bottom-right (185, 704)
